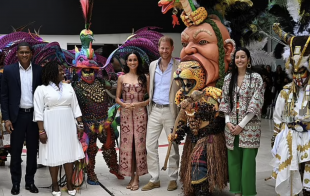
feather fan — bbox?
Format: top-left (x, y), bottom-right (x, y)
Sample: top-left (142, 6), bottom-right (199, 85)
top-left (245, 38), bottom-right (276, 68)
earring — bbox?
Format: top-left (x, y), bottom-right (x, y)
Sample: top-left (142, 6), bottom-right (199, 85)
top-left (247, 63), bottom-right (252, 68)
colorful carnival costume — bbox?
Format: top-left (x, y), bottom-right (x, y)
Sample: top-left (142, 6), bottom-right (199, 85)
top-left (158, 1), bottom-right (237, 195)
top-left (72, 0), bottom-right (123, 185)
top-left (271, 23), bottom-right (310, 196)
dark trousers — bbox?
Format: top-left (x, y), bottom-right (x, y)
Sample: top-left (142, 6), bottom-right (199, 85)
top-left (10, 110), bottom-right (38, 185)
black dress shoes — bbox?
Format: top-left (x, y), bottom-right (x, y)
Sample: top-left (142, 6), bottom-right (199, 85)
top-left (11, 185), bottom-right (20, 195)
top-left (25, 183), bottom-right (39, 193)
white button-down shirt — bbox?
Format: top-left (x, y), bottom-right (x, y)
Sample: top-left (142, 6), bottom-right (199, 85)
top-left (152, 58), bottom-right (173, 105)
top-left (19, 63), bottom-right (33, 108)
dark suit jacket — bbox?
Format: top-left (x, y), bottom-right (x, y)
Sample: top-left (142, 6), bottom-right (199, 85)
top-left (1, 63), bottom-right (42, 123)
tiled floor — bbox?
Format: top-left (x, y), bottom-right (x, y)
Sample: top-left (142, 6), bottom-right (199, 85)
top-left (0, 119), bottom-right (291, 195)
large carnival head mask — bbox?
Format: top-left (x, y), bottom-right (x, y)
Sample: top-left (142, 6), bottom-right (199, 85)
top-left (73, 0), bottom-right (99, 82)
top-left (174, 19), bottom-right (234, 95)
top-left (273, 23), bottom-right (310, 85)
top-left (73, 46), bottom-right (99, 84)
top-left (73, 45), bottom-right (98, 69)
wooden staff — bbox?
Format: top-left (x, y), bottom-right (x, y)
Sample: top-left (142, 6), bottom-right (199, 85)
top-left (161, 111), bottom-right (183, 171)
top-left (162, 90), bottom-right (204, 171)
top-left (162, 144), bottom-right (173, 171)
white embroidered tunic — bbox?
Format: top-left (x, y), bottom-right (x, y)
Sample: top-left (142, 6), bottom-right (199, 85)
top-left (271, 83), bottom-right (310, 196)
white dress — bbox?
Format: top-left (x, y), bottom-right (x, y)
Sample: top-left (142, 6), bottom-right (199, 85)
top-left (34, 83), bottom-right (85, 166)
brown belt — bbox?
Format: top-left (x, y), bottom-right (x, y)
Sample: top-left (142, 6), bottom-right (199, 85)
top-left (152, 102), bottom-right (169, 108)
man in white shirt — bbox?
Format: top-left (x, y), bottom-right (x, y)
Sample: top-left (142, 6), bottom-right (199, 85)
top-left (1, 42), bottom-right (42, 195)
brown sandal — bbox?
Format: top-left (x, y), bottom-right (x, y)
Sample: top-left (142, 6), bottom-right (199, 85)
top-left (130, 181), bottom-right (139, 191)
top-left (126, 179), bottom-right (134, 189)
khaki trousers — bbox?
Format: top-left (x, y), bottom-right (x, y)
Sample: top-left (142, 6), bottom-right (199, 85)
top-left (146, 106), bottom-right (180, 182)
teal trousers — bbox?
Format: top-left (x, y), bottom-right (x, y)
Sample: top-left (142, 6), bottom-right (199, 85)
top-left (228, 135), bottom-right (258, 196)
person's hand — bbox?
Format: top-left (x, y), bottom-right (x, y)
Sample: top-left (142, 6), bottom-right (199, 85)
top-left (4, 120), bottom-right (13, 134)
top-left (77, 123), bottom-right (84, 137)
top-left (231, 125), bottom-right (243, 136)
top-left (39, 133), bottom-right (47, 144)
top-left (130, 103), bottom-right (142, 110)
top-left (123, 103), bottom-right (132, 109)
top-left (226, 122), bottom-right (235, 133)
top-left (130, 103), bottom-right (136, 110)
top-left (168, 133), bottom-right (178, 142)
top-left (77, 130), bottom-right (84, 140)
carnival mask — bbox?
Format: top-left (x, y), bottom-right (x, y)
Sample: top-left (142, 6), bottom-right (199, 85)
top-left (180, 20), bottom-right (233, 87)
top-left (293, 67), bottom-right (309, 87)
top-left (73, 46), bottom-right (98, 69)
top-left (174, 61), bottom-right (206, 96)
top-left (81, 68), bottom-right (95, 84)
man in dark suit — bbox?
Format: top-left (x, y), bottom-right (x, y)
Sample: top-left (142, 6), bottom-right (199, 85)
top-left (1, 42), bottom-right (42, 195)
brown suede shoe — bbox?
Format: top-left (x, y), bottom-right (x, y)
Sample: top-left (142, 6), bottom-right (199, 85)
top-left (167, 180), bottom-right (177, 191)
top-left (141, 181), bottom-right (160, 191)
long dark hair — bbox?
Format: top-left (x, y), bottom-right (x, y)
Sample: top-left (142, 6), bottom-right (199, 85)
top-left (228, 47), bottom-right (254, 111)
top-left (42, 61), bottom-right (60, 85)
top-left (123, 52), bottom-right (147, 87)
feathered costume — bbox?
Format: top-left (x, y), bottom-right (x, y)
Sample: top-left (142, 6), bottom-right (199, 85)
top-left (268, 1), bottom-right (310, 196)
top-left (156, 1), bottom-right (245, 195)
top-left (104, 26), bottom-right (164, 71)
top-left (156, 0), bottom-right (285, 195)
top-left (71, 0), bottom-right (124, 185)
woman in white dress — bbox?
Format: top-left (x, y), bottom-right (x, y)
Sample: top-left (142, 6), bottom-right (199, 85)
top-left (33, 61), bottom-right (85, 196)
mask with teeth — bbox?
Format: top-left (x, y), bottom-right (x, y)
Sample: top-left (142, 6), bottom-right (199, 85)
top-left (174, 61), bottom-right (206, 96)
top-left (293, 68), bottom-right (309, 87)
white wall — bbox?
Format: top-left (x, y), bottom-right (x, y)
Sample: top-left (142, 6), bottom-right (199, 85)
top-left (32, 33), bottom-right (182, 58)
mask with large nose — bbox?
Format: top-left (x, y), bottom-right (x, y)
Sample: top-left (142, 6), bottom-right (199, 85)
top-left (179, 20), bottom-right (234, 88)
